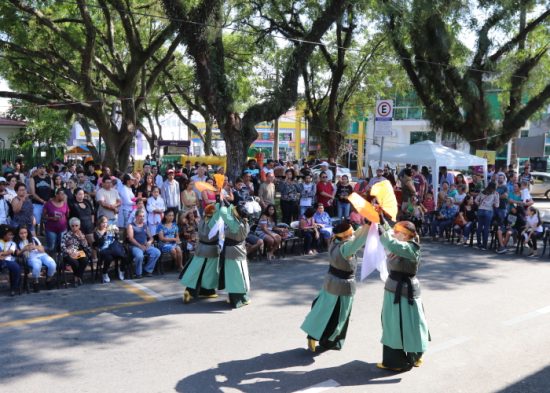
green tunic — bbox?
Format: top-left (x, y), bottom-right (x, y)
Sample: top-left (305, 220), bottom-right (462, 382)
top-left (300, 224), bottom-right (370, 349)
top-left (219, 206), bottom-right (250, 297)
top-left (180, 205), bottom-right (221, 292)
top-left (379, 225), bottom-right (429, 357)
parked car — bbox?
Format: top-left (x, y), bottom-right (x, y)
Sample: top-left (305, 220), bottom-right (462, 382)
top-left (529, 171), bottom-right (550, 199)
top-left (311, 163), bottom-right (352, 180)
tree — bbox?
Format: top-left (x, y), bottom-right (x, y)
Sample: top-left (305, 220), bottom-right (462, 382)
top-left (161, 0), bottom-right (352, 179)
top-left (382, 0), bottom-right (550, 150)
top-left (0, 0), bottom-right (182, 170)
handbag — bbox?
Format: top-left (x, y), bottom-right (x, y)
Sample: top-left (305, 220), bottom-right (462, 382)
top-left (107, 241), bottom-right (126, 258)
top-left (454, 213), bottom-right (467, 227)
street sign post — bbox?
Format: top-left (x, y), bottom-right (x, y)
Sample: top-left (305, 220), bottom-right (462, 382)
top-left (374, 99), bottom-right (393, 166)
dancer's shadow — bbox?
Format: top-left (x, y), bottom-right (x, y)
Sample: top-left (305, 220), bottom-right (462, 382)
top-left (175, 348), bottom-right (401, 393)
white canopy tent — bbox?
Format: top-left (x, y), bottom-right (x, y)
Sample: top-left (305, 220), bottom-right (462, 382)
top-left (381, 140), bottom-right (488, 194)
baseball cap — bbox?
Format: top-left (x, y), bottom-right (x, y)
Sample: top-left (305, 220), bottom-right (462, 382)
top-left (0, 177), bottom-right (6, 183)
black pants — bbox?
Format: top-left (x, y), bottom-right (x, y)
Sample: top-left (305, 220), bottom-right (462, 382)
top-left (99, 248), bottom-right (126, 274)
top-left (64, 256), bottom-right (89, 279)
top-left (303, 230), bottom-right (320, 253)
top-left (382, 345), bottom-right (422, 371)
top-left (280, 200), bottom-right (299, 224)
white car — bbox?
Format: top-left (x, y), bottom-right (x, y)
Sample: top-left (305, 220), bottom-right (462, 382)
top-left (311, 163), bottom-right (352, 180)
top-left (530, 171), bottom-right (550, 199)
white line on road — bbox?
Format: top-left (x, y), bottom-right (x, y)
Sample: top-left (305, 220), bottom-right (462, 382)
top-left (124, 280), bottom-right (166, 300)
top-left (429, 336), bottom-right (471, 354)
top-left (293, 379), bottom-right (341, 393)
top-left (502, 305), bottom-right (550, 326)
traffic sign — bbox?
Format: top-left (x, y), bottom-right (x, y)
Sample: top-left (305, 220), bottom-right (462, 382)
top-left (374, 99), bottom-right (393, 137)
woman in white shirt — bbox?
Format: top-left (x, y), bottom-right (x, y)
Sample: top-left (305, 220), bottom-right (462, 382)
top-left (117, 174), bottom-right (136, 229)
top-left (523, 206), bottom-right (543, 257)
top-left (17, 226), bottom-right (56, 292)
top-left (146, 186), bottom-right (166, 235)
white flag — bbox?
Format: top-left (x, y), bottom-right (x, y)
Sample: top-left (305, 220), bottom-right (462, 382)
top-left (208, 217), bottom-right (225, 248)
top-left (361, 223), bottom-right (388, 282)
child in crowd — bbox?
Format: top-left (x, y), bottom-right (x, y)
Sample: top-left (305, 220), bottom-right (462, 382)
top-left (447, 183), bottom-right (458, 199)
top-left (523, 207), bottom-right (543, 257)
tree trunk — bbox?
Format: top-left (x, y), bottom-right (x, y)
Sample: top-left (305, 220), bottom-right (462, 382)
top-left (77, 115), bottom-right (101, 162)
top-left (204, 115), bottom-right (213, 155)
top-left (100, 124), bottom-right (133, 171)
top-left (222, 124), bottom-right (248, 181)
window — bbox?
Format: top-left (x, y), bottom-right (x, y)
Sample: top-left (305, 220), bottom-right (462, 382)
top-left (520, 130), bottom-right (529, 138)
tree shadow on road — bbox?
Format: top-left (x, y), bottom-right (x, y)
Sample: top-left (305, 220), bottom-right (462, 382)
top-left (175, 348), bottom-right (402, 393)
top-left (495, 365), bottom-right (550, 393)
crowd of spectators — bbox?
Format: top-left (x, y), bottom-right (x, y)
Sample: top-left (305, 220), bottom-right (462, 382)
top-left (0, 155), bottom-right (543, 297)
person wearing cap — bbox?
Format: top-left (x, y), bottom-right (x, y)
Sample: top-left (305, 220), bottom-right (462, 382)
top-left (161, 169), bottom-right (181, 216)
top-left (377, 218), bottom-right (429, 372)
top-left (180, 203), bottom-right (222, 304)
top-left (301, 221), bottom-right (370, 352)
top-left (218, 203), bottom-right (251, 308)
top-left (319, 162), bottom-right (333, 182)
top-left (368, 167), bottom-right (386, 190)
top-left (117, 173), bottom-right (136, 231)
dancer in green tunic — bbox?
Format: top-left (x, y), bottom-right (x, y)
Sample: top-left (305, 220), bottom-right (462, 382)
top-left (377, 219), bottom-right (429, 371)
top-left (301, 222), bottom-right (370, 352)
top-left (180, 203), bottom-right (221, 303)
top-left (218, 204), bottom-right (251, 308)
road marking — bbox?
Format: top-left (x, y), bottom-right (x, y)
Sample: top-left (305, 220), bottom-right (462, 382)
top-left (430, 336), bottom-right (471, 354)
top-left (118, 280), bottom-right (165, 301)
top-left (293, 379), bottom-right (341, 393)
top-left (502, 305), bottom-right (550, 326)
top-left (0, 300), bottom-right (152, 329)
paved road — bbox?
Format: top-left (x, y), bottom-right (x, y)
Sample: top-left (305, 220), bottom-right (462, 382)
top-left (1, 241), bottom-right (549, 393)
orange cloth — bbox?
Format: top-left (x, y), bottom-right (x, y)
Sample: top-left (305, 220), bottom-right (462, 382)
top-left (195, 181), bottom-right (217, 192)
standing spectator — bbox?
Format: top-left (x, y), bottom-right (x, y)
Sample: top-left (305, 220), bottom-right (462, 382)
top-left (368, 167), bottom-right (387, 189)
top-left (439, 166), bottom-right (455, 186)
top-left (137, 173), bottom-right (155, 199)
top-left (220, 177), bottom-right (234, 204)
top-left (69, 188), bottom-right (95, 249)
top-left (400, 168), bottom-right (417, 212)
top-left (233, 178), bottom-right (251, 206)
top-left (335, 175), bottom-right (353, 219)
top-left (29, 164), bottom-right (53, 235)
top-left (242, 173), bottom-right (255, 196)
top-left (126, 208), bottom-right (161, 278)
top-left (278, 169), bottom-right (300, 224)
top-left (507, 173), bottom-right (519, 195)
top-left (146, 187), bottom-right (166, 235)
top-left (61, 217), bottom-right (91, 286)
top-left (190, 165), bottom-right (208, 208)
top-left (300, 162), bottom-right (312, 178)
top-left (315, 172), bottom-right (335, 216)
top-left (183, 160), bottom-right (195, 178)
top-left (0, 178), bottom-right (9, 225)
top-left (475, 183), bottom-right (499, 250)
top-left (161, 169), bottom-right (181, 215)
top-left (495, 173), bottom-right (509, 225)
top-left (519, 165), bottom-right (534, 188)
top-left (181, 181), bottom-right (198, 214)
top-left (318, 162), bottom-right (333, 182)
top-left (454, 173), bottom-right (469, 194)
top-left (421, 166), bottom-right (432, 190)
top-left (117, 174), bottom-right (136, 230)
top-left (157, 210), bottom-right (184, 272)
top-left (141, 163), bottom-right (152, 186)
top-left (77, 170), bottom-right (95, 199)
top-left (96, 176), bottom-right (121, 226)
top-left (5, 175), bottom-right (17, 203)
top-left (470, 173), bottom-right (484, 197)
top-left (384, 166), bottom-right (397, 187)
top-left (152, 165), bottom-right (164, 188)
top-left (520, 181), bottom-right (534, 206)
top-left (43, 189), bottom-right (69, 253)
top-left (243, 159), bottom-right (260, 193)
top-left (0, 225), bottom-right (20, 296)
top-left (261, 159), bottom-right (275, 181)
top-left (299, 174), bottom-right (316, 216)
top-left (52, 173), bottom-right (65, 195)
top-left (86, 162), bottom-right (99, 187)
top-left (258, 173), bottom-right (276, 210)
top-left (11, 183), bottom-right (35, 234)
top-left (411, 165), bottom-right (426, 200)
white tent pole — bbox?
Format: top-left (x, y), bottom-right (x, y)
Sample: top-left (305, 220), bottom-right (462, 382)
top-left (434, 160), bottom-right (439, 209)
top-left (378, 137), bottom-right (385, 167)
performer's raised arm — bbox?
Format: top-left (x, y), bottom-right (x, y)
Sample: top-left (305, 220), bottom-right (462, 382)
top-left (339, 223), bottom-right (370, 258)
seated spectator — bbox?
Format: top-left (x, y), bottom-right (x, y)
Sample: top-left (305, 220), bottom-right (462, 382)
top-left (430, 197), bottom-right (458, 240)
top-left (254, 204), bottom-right (284, 260)
top-left (146, 187), bottom-right (165, 235)
top-left (316, 172), bottom-right (335, 216)
top-left (69, 188), bottom-right (95, 249)
top-left (497, 206), bottom-right (525, 254)
top-left (61, 217), bottom-right (92, 287)
top-left (520, 181), bottom-right (534, 207)
top-left (126, 208), bottom-right (160, 278)
top-left (16, 226), bottom-right (56, 292)
top-left (220, 177), bottom-right (234, 204)
top-left (181, 180), bottom-right (198, 213)
top-left (94, 215), bottom-right (126, 283)
top-left (475, 182), bottom-right (500, 250)
top-left (455, 195), bottom-right (477, 245)
top-left (407, 195), bottom-right (426, 233)
top-left (129, 197), bottom-right (147, 226)
top-left (447, 183), bottom-right (458, 199)
top-left (313, 203), bottom-right (333, 248)
top-left (335, 175), bottom-right (353, 220)
top-left (454, 185), bottom-right (467, 205)
top-left (437, 181), bottom-right (450, 208)
top-left (157, 210), bottom-right (183, 272)
top-left (299, 207), bottom-right (320, 255)
top-left (0, 225), bottom-right (21, 296)
top-left (522, 206), bottom-right (543, 257)
top-left (245, 234), bottom-right (264, 258)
